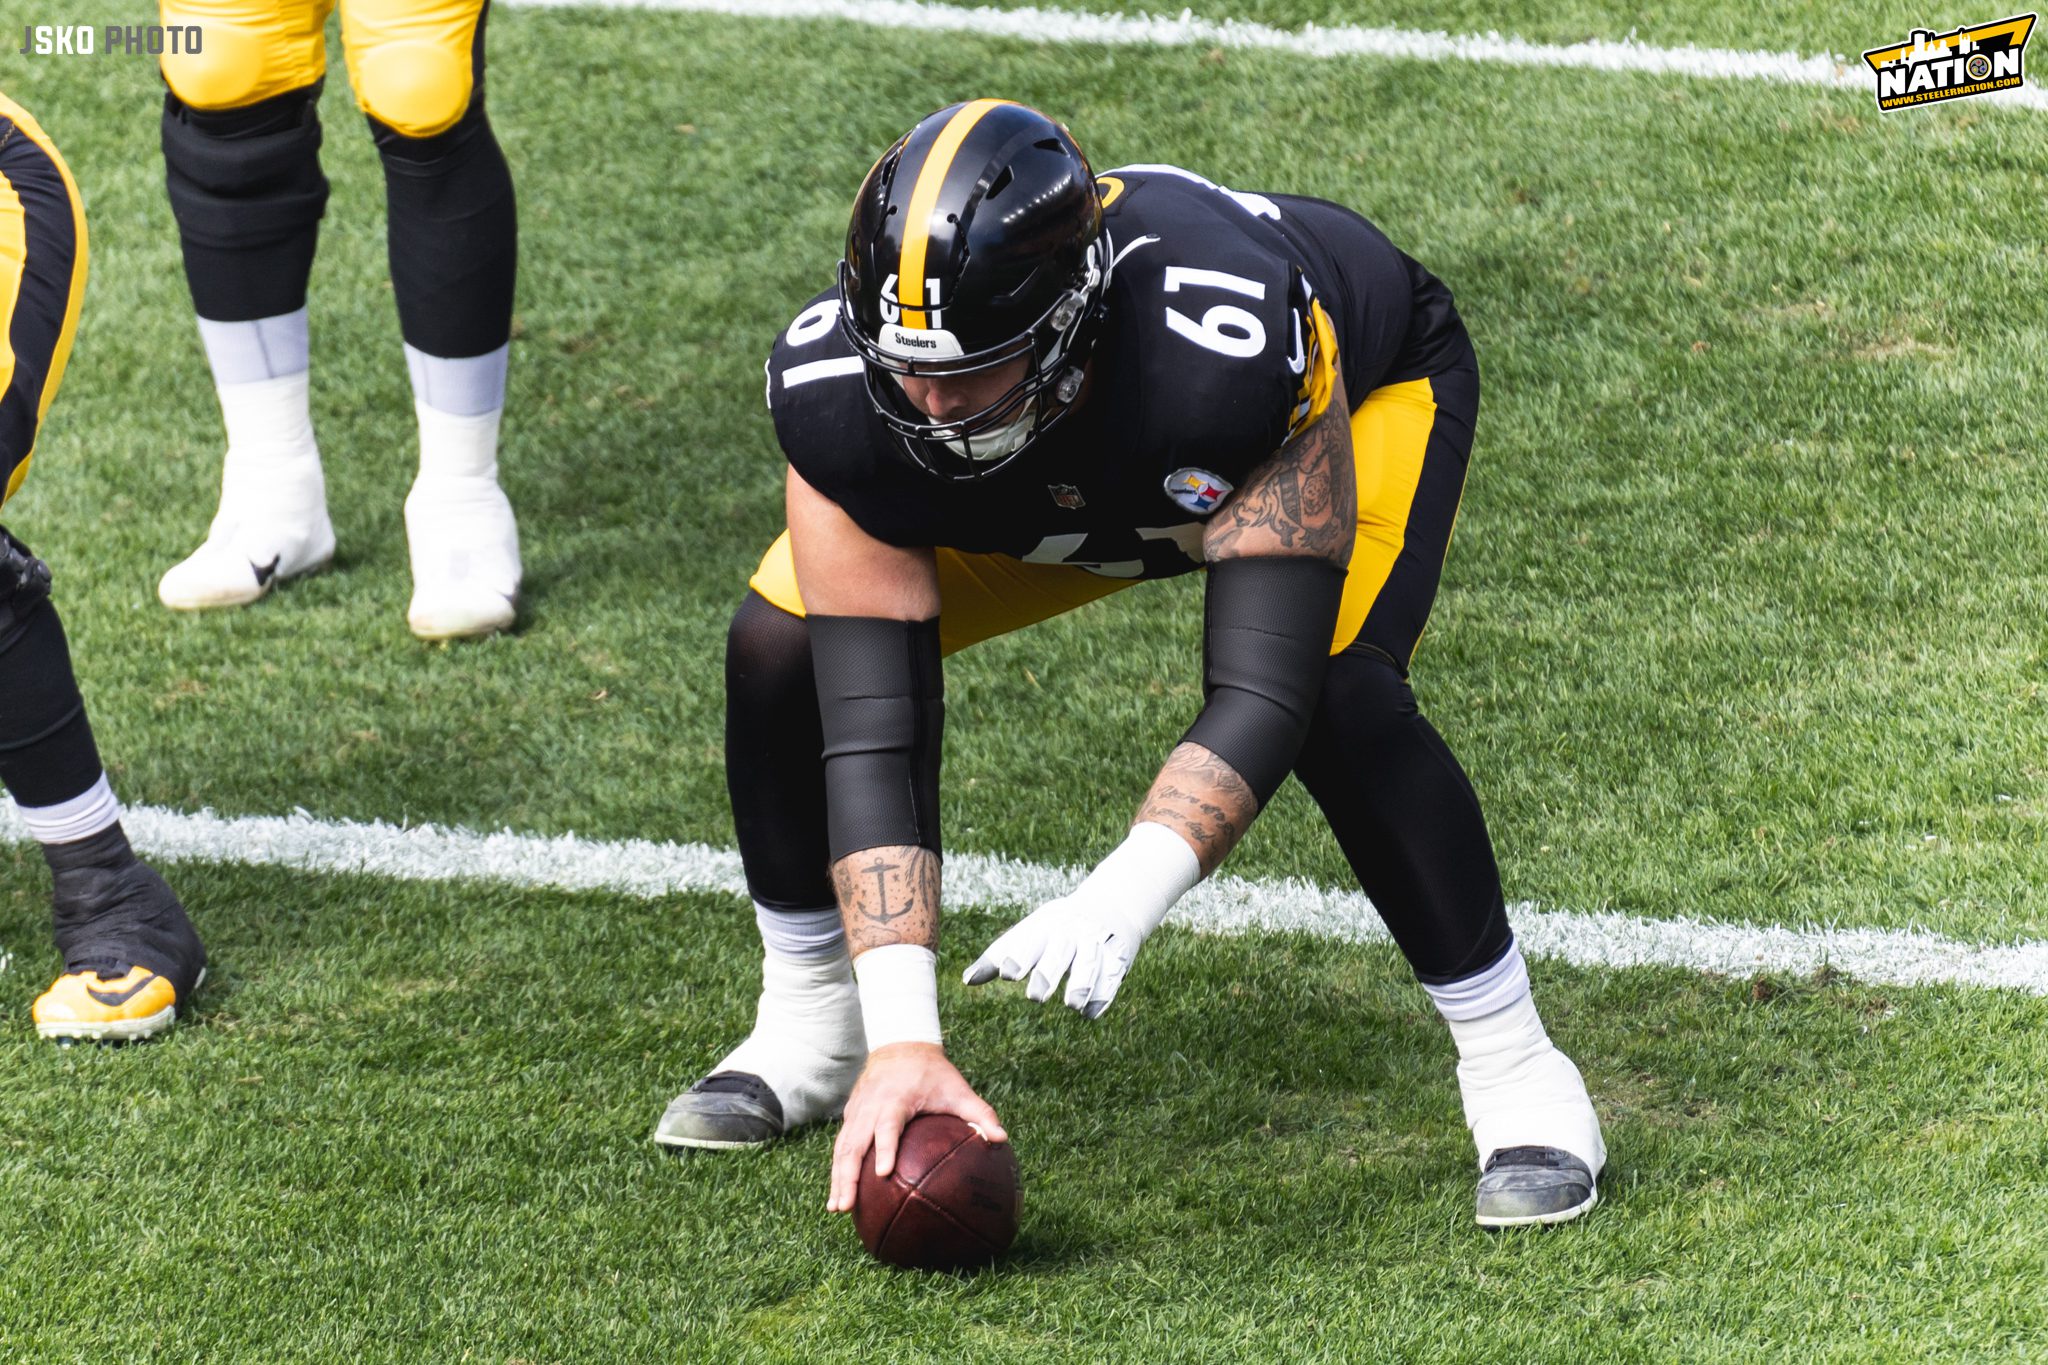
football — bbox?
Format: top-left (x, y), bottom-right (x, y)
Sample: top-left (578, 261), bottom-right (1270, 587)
top-left (854, 1114), bottom-right (1022, 1272)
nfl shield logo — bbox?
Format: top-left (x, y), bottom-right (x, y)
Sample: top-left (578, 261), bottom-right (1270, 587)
top-left (1049, 483), bottom-right (1087, 510)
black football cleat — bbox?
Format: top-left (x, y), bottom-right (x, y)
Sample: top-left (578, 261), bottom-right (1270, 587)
top-left (1475, 1146), bottom-right (1599, 1227)
top-left (653, 1071), bottom-right (786, 1150)
top-left (32, 824), bottom-right (206, 1043)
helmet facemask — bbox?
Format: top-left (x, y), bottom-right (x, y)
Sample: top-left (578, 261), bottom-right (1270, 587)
top-left (840, 236), bottom-right (1110, 480)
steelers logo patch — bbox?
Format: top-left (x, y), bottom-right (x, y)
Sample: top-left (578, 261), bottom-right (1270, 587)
top-left (1164, 468), bottom-right (1235, 516)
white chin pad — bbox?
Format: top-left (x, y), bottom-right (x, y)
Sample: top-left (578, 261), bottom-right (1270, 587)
top-left (942, 410), bottom-right (1038, 461)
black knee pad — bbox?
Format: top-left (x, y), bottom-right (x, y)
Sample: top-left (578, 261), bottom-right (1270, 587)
top-left (371, 93), bottom-right (517, 358)
top-left (161, 84), bottom-right (329, 321)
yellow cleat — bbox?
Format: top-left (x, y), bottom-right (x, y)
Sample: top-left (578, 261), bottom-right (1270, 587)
top-left (32, 964), bottom-right (198, 1043)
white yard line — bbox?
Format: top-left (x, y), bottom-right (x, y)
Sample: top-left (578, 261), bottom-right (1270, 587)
top-left (4, 803), bottom-right (2043, 997)
top-left (500, 0), bottom-right (2048, 111)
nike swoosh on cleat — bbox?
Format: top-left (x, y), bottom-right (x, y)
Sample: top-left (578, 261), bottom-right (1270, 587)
top-left (86, 972), bottom-right (160, 1007)
top-left (253, 557), bottom-right (281, 587)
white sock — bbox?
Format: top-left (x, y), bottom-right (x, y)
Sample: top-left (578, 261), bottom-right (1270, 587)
top-left (409, 345), bottom-right (509, 489)
top-left (198, 311), bottom-right (310, 386)
top-left (752, 902), bottom-right (846, 961)
top-left (715, 909), bottom-right (864, 1128)
top-left (13, 772), bottom-right (120, 845)
top-left (405, 346), bottom-right (520, 611)
top-left (405, 343), bottom-right (507, 418)
top-left (1427, 943), bottom-right (1605, 1173)
top-left (200, 311), bottom-right (322, 508)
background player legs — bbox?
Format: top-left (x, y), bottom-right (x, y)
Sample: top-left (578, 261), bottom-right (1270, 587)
top-left (2, 93), bottom-right (205, 1038)
top-left (0, 544), bottom-right (208, 1041)
top-left (156, 78), bottom-right (337, 610)
top-left (350, 0), bottom-right (521, 639)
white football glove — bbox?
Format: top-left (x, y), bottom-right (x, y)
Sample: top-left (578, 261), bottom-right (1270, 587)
top-left (963, 822), bottom-right (1201, 1018)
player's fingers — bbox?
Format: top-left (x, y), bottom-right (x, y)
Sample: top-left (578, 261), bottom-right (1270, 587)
top-left (872, 1108), bottom-right (907, 1180)
top-left (1084, 957), bottom-right (1131, 1020)
top-left (1026, 937), bottom-right (1076, 1003)
top-left (963, 950), bottom-right (1000, 986)
top-left (989, 922), bottom-right (1041, 981)
top-left (956, 1094), bottom-right (1009, 1146)
top-left (828, 1114), bottom-right (869, 1213)
top-left (1064, 937), bottom-right (1104, 1014)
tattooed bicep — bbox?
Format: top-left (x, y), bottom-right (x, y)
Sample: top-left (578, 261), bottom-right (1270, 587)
top-left (1201, 371), bottom-right (1355, 567)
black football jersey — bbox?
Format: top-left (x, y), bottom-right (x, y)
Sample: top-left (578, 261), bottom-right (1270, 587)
top-left (765, 165), bottom-right (1469, 581)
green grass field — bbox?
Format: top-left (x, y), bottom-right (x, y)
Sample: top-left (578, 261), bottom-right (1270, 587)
top-left (4, 2), bottom-right (2046, 1359)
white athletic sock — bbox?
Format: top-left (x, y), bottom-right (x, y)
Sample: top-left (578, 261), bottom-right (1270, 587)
top-left (405, 343), bottom-right (506, 419)
top-left (408, 344), bottom-right (509, 490)
top-left (404, 346), bottom-right (520, 637)
top-left (1427, 944), bottom-right (1605, 1173)
top-left (714, 909), bottom-right (864, 1128)
top-left (201, 310), bottom-right (323, 514)
top-left (13, 772), bottom-right (120, 845)
top-left (198, 311), bottom-right (310, 386)
top-left (753, 902), bottom-right (847, 961)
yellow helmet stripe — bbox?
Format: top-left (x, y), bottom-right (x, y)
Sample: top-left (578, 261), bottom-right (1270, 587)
top-left (898, 99), bottom-right (1011, 330)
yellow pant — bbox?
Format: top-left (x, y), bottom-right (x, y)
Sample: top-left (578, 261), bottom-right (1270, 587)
top-left (157, 0), bottom-right (489, 138)
top-left (0, 94), bottom-right (89, 508)
top-left (749, 373), bottom-right (1463, 663)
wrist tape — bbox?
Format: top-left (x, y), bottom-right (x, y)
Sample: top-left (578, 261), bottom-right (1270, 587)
top-left (853, 943), bottom-right (943, 1049)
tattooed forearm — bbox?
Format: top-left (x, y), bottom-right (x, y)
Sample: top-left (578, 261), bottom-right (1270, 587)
top-left (1136, 743), bottom-right (1261, 877)
top-left (832, 845), bottom-right (942, 958)
top-left (1203, 372), bottom-right (1356, 566)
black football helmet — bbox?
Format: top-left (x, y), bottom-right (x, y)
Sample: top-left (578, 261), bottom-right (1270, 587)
top-left (840, 100), bottom-right (1111, 480)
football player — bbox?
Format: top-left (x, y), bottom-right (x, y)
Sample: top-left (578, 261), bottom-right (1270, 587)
top-left (659, 101), bottom-right (1606, 1227)
top-left (0, 92), bottom-right (207, 1040)
top-left (153, 0), bottom-right (521, 640)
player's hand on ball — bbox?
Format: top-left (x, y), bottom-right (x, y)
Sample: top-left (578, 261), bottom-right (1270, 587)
top-left (963, 890), bottom-right (1145, 1019)
top-left (827, 1042), bottom-right (1007, 1214)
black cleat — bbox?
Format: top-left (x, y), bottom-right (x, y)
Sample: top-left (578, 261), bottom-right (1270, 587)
top-left (1475, 1146), bottom-right (1599, 1227)
top-left (653, 1071), bottom-right (786, 1150)
top-left (33, 823), bottom-right (206, 1043)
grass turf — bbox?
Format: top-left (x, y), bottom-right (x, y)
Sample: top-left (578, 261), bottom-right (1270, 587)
top-left (1, 3), bottom-right (2045, 1358)
top-left (929, 0), bottom-right (1966, 72)
top-left (4, 857), bottom-right (2048, 1362)
top-left (10, 5), bottom-right (2044, 937)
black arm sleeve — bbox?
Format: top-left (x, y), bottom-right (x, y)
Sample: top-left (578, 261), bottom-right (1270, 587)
top-left (808, 614), bottom-right (944, 861)
top-left (1180, 557), bottom-right (1347, 805)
